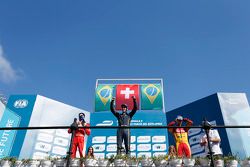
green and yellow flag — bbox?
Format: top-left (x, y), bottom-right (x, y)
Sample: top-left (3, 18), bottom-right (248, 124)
top-left (141, 84), bottom-right (163, 110)
top-left (95, 84), bottom-right (115, 112)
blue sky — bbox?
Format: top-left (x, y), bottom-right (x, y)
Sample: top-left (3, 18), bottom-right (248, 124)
top-left (0, 1), bottom-right (250, 112)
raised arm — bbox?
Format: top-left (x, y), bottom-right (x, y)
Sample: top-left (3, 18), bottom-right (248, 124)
top-left (167, 120), bottom-right (176, 133)
top-left (183, 118), bottom-right (193, 131)
top-left (84, 123), bottom-right (91, 136)
top-left (129, 96), bottom-right (137, 117)
top-left (110, 97), bottom-right (119, 117)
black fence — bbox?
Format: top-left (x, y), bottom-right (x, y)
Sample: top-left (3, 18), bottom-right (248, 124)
top-left (1, 123), bottom-right (250, 167)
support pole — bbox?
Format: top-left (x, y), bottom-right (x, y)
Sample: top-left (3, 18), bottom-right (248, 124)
top-left (202, 118), bottom-right (215, 167)
top-left (66, 118), bottom-right (77, 167)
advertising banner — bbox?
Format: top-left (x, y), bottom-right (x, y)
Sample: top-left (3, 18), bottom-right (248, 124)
top-left (141, 84), bottom-right (163, 110)
top-left (87, 111), bottom-right (169, 158)
top-left (0, 95), bottom-right (90, 159)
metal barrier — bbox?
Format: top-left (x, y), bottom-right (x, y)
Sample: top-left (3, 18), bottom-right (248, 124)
top-left (1, 124), bottom-right (250, 167)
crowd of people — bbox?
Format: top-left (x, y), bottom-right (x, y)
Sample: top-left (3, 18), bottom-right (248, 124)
top-left (68, 96), bottom-right (223, 159)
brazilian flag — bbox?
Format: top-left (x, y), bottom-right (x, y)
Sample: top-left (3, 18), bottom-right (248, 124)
top-left (95, 84), bottom-right (115, 112)
top-left (141, 84), bottom-right (163, 110)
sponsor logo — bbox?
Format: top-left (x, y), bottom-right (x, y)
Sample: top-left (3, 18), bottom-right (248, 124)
top-left (106, 144), bottom-right (117, 152)
top-left (92, 136), bottom-right (106, 143)
top-left (153, 152), bottom-right (167, 157)
top-left (37, 133), bottom-right (54, 143)
top-left (189, 134), bottom-right (203, 145)
top-left (54, 137), bottom-right (69, 147)
top-left (137, 152), bottom-right (151, 158)
top-left (131, 136), bottom-right (136, 143)
top-left (32, 152), bottom-right (49, 159)
top-left (52, 146), bottom-right (67, 156)
top-left (137, 144), bottom-right (151, 151)
top-left (106, 153), bottom-right (116, 158)
top-left (35, 142), bottom-right (52, 152)
top-left (94, 153), bottom-right (105, 159)
top-left (130, 144), bottom-right (136, 151)
top-left (96, 120), bottom-right (113, 126)
top-left (13, 99), bottom-right (28, 108)
top-left (137, 136), bottom-right (151, 143)
top-left (107, 136), bottom-right (117, 143)
top-left (152, 136), bottom-right (166, 143)
top-left (93, 144), bottom-right (106, 152)
top-left (152, 144), bottom-right (166, 151)
top-left (191, 144), bottom-right (205, 154)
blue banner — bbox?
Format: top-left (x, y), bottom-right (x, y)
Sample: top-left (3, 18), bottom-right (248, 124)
top-left (87, 111), bottom-right (169, 158)
top-left (6, 95), bottom-right (37, 157)
top-left (0, 108), bottom-right (21, 158)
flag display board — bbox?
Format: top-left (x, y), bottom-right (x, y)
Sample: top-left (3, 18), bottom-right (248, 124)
top-left (115, 84), bottom-right (140, 110)
top-left (95, 84), bottom-right (115, 111)
top-left (0, 95), bottom-right (90, 159)
top-left (87, 110), bottom-right (169, 159)
top-left (141, 84), bottom-right (163, 110)
top-left (95, 83), bottom-right (163, 112)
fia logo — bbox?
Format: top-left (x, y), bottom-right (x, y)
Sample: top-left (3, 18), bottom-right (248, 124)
top-left (14, 99), bottom-right (28, 108)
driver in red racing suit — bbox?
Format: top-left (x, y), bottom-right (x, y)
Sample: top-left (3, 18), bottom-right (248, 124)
top-left (167, 115), bottom-right (193, 158)
top-left (68, 113), bottom-right (91, 158)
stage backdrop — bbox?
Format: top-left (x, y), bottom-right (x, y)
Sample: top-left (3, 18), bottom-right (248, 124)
top-left (87, 110), bottom-right (169, 158)
top-left (0, 95), bottom-right (90, 159)
top-left (166, 93), bottom-right (250, 159)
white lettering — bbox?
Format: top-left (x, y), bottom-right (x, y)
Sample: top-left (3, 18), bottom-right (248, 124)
top-left (0, 119), bottom-right (15, 155)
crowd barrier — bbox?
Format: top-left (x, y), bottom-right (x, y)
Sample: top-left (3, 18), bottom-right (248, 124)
top-left (0, 125), bottom-right (250, 167)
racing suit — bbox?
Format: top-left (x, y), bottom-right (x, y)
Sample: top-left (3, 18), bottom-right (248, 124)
top-left (68, 122), bottom-right (91, 158)
top-left (110, 98), bottom-right (137, 155)
top-left (168, 118), bottom-right (193, 158)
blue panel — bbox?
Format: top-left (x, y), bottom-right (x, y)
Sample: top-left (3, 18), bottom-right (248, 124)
top-left (87, 110), bottom-right (169, 158)
top-left (6, 95), bottom-right (37, 157)
top-left (0, 108), bottom-right (21, 158)
top-left (166, 93), bottom-right (231, 157)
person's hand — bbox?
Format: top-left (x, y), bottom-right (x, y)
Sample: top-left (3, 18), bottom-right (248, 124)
top-left (70, 122), bottom-right (78, 130)
top-left (183, 118), bottom-right (188, 122)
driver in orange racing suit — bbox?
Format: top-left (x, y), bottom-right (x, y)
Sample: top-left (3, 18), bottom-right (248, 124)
top-left (68, 113), bottom-right (91, 158)
top-left (167, 115), bottom-right (193, 158)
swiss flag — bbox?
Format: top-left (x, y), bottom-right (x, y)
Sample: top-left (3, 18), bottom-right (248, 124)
top-left (116, 84), bottom-right (140, 110)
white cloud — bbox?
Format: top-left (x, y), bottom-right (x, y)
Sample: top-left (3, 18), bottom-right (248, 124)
top-left (0, 45), bottom-right (22, 83)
